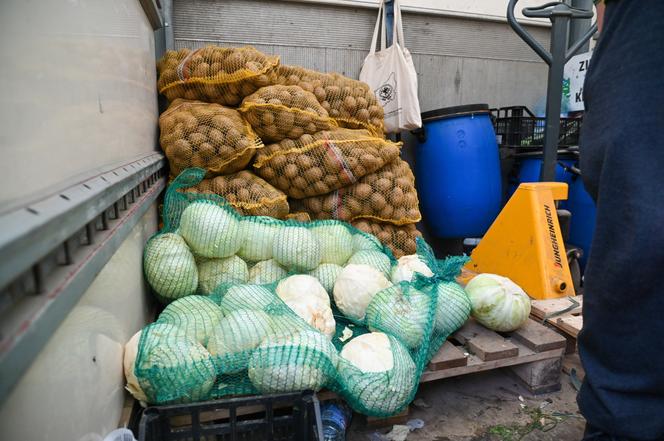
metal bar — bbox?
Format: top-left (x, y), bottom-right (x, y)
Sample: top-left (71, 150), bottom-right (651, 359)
top-left (0, 153), bottom-right (165, 293)
top-left (569, 0), bottom-right (593, 52)
top-left (138, 0), bottom-right (164, 30)
top-left (162, 0), bottom-right (175, 50)
top-left (540, 16), bottom-right (570, 181)
top-left (507, 0), bottom-right (553, 65)
top-left (0, 172), bottom-right (165, 403)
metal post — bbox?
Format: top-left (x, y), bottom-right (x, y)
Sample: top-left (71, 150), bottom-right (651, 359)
top-left (569, 0), bottom-right (593, 52)
top-left (540, 15), bottom-right (570, 182)
top-left (385, 0), bottom-right (394, 48)
top-left (162, 0), bottom-right (175, 51)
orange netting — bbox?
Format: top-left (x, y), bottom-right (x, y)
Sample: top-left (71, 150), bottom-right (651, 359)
top-left (351, 220), bottom-right (422, 258)
top-left (239, 85), bottom-right (337, 143)
top-left (291, 159), bottom-right (421, 225)
top-left (157, 46), bottom-right (279, 106)
top-left (181, 170), bottom-right (289, 219)
top-left (268, 65), bottom-right (385, 136)
top-left (159, 100), bottom-right (263, 177)
top-left (253, 128), bottom-right (401, 199)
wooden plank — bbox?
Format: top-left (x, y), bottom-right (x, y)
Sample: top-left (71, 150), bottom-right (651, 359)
top-left (366, 407), bottom-right (409, 428)
top-left (557, 315), bottom-right (583, 338)
top-left (420, 342), bottom-right (564, 383)
top-left (509, 357), bottom-right (563, 395)
top-left (453, 320), bottom-right (519, 361)
top-left (428, 341), bottom-right (468, 371)
top-left (511, 319), bottom-right (567, 352)
top-left (530, 296), bottom-right (583, 320)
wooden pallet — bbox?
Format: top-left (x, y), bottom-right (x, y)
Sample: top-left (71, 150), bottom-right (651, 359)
top-left (421, 318), bottom-right (566, 394)
top-left (530, 296), bottom-right (583, 352)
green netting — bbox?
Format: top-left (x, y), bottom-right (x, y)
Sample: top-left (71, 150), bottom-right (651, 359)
top-left (130, 168), bottom-right (471, 416)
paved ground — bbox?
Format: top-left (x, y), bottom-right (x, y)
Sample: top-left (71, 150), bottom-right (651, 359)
top-left (348, 369), bottom-right (585, 441)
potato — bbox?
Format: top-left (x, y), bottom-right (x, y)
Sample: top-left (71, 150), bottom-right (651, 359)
top-left (370, 193), bottom-right (387, 210)
top-left (160, 100), bottom-right (263, 177)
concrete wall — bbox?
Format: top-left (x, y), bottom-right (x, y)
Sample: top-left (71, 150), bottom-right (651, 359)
top-left (172, 0), bottom-right (551, 112)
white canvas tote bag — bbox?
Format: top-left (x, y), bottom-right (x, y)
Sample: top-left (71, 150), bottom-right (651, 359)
top-left (360, 0), bottom-right (422, 133)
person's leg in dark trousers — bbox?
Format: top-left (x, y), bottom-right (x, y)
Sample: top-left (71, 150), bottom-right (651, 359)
top-left (578, 1), bottom-right (664, 440)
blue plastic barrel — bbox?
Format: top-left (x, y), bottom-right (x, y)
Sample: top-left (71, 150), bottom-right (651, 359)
top-left (415, 104), bottom-right (502, 238)
top-left (507, 158), bottom-right (576, 201)
top-left (566, 176), bottom-right (596, 270)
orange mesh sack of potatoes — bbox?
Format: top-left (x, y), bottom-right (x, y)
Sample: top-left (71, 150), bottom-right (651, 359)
top-left (238, 85), bottom-right (337, 142)
top-left (269, 65), bottom-right (385, 136)
top-left (285, 211), bottom-right (311, 222)
top-left (351, 220), bottom-right (422, 258)
top-left (159, 100), bottom-right (264, 177)
top-left (180, 170), bottom-right (289, 219)
top-left (157, 46), bottom-right (279, 106)
top-left (291, 158), bottom-right (421, 225)
top-left (253, 128), bottom-right (401, 199)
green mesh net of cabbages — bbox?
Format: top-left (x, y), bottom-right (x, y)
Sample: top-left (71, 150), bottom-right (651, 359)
top-left (131, 168), bottom-right (471, 417)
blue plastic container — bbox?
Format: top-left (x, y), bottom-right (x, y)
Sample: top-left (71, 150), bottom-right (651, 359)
top-left (507, 158), bottom-right (576, 202)
top-left (566, 176), bottom-right (596, 270)
top-left (415, 104), bottom-right (502, 238)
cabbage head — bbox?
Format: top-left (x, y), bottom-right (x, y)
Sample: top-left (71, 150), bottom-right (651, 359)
top-left (333, 264), bottom-right (392, 323)
top-left (179, 202), bottom-right (244, 258)
top-left (127, 323), bottom-right (216, 405)
top-left (311, 224), bottom-right (354, 266)
top-left (219, 284), bottom-right (276, 315)
top-left (347, 250), bottom-right (392, 277)
top-left (272, 226), bottom-right (321, 271)
top-left (237, 218), bottom-right (277, 262)
top-left (157, 295), bottom-right (224, 345)
top-left (366, 284), bottom-right (431, 349)
top-left (338, 332), bottom-right (416, 416)
top-left (144, 233), bottom-right (198, 301)
top-left (247, 259), bottom-right (287, 284)
top-left (197, 255), bottom-right (248, 294)
top-left (434, 282), bottom-right (472, 335)
top-left (248, 330), bottom-right (339, 393)
top-left (309, 263), bottom-right (343, 293)
top-left (207, 309), bottom-right (274, 374)
top-left (352, 231), bottom-right (382, 253)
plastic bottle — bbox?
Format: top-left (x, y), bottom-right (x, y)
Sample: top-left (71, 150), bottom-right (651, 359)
top-left (321, 401), bottom-right (352, 441)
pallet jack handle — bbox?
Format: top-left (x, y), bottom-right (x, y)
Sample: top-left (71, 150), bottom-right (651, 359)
top-left (507, 0), bottom-right (597, 182)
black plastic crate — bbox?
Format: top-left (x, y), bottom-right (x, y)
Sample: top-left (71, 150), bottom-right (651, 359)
top-left (138, 391), bottom-right (323, 441)
top-left (492, 106), bottom-right (582, 150)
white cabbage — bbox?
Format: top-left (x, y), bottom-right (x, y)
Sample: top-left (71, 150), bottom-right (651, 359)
top-left (366, 284), bottom-right (431, 348)
top-left (272, 226), bottom-right (321, 271)
top-left (237, 219), bottom-right (277, 262)
top-left (197, 255), bottom-right (249, 294)
top-left (339, 332), bottom-right (416, 415)
top-left (247, 259), bottom-right (287, 285)
top-left (391, 254), bottom-right (434, 283)
top-left (348, 250), bottom-right (392, 277)
top-left (248, 330), bottom-right (339, 393)
top-left (219, 284), bottom-right (276, 315)
top-left (311, 224), bottom-right (354, 266)
top-left (465, 273), bottom-right (531, 332)
top-left (207, 309), bottom-right (274, 373)
top-left (157, 295), bottom-right (224, 345)
top-left (333, 264), bottom-right (392, 323)
top-left (309, 263), bottom-right (343, 293)
top-left (179, 202), bottom-right (244, 258)
top-left (143, 233), bottom-right (198, 300)
top-left (124, 324), bottom-right (216, 405)
top-left (276, 275), bottom-right (335, 338)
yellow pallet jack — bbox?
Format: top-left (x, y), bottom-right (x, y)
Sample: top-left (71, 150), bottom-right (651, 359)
top-left (464, 182), bottom-right (575, 300)
top-left (461, 1), bottom-right (597, 300)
